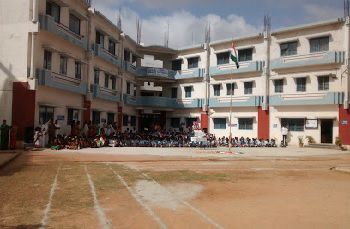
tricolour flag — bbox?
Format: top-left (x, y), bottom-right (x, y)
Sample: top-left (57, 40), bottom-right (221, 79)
top-left (230, 42), bottom-right (240, 69)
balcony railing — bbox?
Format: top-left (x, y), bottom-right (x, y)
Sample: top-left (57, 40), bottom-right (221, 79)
top-left (269, 92), bottom-right (344, 106)
top-left (271, 51), bottom-right (345, 70)
top-left (123, 94), bottom-right (203, 109)
top-left (92, 44), bottom-right (120, 66)
top-left (210, 61), bottom-right (265, 77)
top-left (39, 14), bottom-right (88, 50)
top-left (92, 84), bottom-right (121, 102)
top-left (37, 69), bottom-right (87, 95)
top-left (209, 96), bottom-right (263, 108)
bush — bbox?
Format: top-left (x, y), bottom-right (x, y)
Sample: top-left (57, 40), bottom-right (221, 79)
top-left (298, 136), bottom-right (304, 147)
top-left (305, 136), bottom-right (315, 144)
top-left (335, 137), bottom-right (342, 147)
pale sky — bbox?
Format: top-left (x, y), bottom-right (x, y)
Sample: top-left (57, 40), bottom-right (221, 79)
top-left (92, 0), bottom-right (343, 48)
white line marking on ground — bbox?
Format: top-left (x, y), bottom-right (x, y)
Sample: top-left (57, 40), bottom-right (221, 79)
top-left (85, 165), bottom-right (111, 229)
top-left (40, 164), bottom-right (61, 229)
top-left (108, 165), bottom-right (167, 229)
top-left (142, 173), bottom-right (224, 229)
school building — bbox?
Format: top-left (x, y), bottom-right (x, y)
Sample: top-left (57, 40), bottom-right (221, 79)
top-left (1, 0), bottom-right (350, 146)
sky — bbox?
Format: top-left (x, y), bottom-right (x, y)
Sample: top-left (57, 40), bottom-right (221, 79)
top-left (92, 0), bottom-right (344, 48)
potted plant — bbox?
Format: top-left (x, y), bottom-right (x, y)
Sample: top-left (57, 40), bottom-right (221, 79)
top-left (305, 136), bottom-right (315, 145)
top-left (298, 136), bottom-right (304, 147)
top-left (335, 137), bottom-right (347, 151)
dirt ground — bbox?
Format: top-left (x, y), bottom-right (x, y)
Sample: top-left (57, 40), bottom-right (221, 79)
top-left (1, 149), bottom-right (350, 229)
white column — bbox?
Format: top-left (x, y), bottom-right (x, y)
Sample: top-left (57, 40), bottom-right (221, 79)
top-left (262, 31), bottom-right (270, 110)
top-left (344, 16), bottom-right (350, 109)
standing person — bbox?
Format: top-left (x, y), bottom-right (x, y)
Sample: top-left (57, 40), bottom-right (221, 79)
top-left (281, 125), bottom-right (289, 146)
top-left (9, 125), bottom-right (18, 150)
top-left (54, 120), bottom-right (61, 136)
top-left (41, 122), bottom-right (48, 148)
top-left (82, 121), bottom-right (89, 137)
top-left (75, 121), bottom-right (81, 137)
top-left (47, 118), bottom-right (57, 147)
top-left (0, 120), bottom-right (11, 150)
top-left (33, 127), bottom-right (43, 148)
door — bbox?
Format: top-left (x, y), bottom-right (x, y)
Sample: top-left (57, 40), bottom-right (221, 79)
top-left (321, 119), bottom-right (333, 144)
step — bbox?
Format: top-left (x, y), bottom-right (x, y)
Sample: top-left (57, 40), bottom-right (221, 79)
top-left (304, 143), bottom-right (338, 149)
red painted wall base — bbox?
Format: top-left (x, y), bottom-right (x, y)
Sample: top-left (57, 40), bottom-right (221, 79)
top-left (117, 105), bottom-right (123, 132)
top-left (339, 105), bottom-right (350, 145)
top-left (201, 113), bottom-right (208, 130)
top-left (83, 100), bottom-right (91, 123)
top-left (12, 82), bottom-right (36, 141)
top-left (258, 106), bottom-right (270, 139)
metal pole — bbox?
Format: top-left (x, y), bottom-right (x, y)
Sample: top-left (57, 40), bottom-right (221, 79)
top-left (228, 74), bottom-right (233, 152)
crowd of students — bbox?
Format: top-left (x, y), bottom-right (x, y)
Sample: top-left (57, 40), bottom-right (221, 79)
top-left (30, 118), bottom-right (281, 150)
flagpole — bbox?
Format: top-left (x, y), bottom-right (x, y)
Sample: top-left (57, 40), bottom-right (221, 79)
top-left (229, 74), bottom-right (233, 152)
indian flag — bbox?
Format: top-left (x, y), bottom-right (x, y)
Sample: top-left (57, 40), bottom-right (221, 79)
top-left (230, 42), bottom-right (239, 69)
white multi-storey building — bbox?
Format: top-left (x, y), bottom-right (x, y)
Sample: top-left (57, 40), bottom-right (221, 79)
top-left (1, 0), bottom-right (350, 146)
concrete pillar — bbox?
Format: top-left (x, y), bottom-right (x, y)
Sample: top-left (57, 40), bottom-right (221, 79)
top-left (339, 104), bottom-right (350, 145)
top-left (258, 106), bottom-right (270, 139)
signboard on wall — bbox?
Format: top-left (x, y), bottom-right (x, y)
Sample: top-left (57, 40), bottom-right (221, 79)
top-left (341, 120), bottom-right (348, 125)
top-left (56, 115), bottom-right (65, 121)
top-left (305, 119), bottom-right (318, 129)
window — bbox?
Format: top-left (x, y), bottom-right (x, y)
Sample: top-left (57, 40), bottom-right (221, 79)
top-left (274, 79), bottom-right (284, 93)
top-left (130, 116), bottom-right (136, 127)
top-left (124, 49), bottom-right (130, 61)
top-left (244, 82), bottom-right (253, 95)
top-left (67, 108), bottom-right (79, 125)
top-left (172, 59), bottom-right (182, 71)
top-left (111, 77), bottom-right (116, 90)
top-left (59, 56), bottom-right (67, 75)
top-left (213, 118), bottom-right (226, 129)
top-left (94, 69), bottom-right (99, 85)
top-left (310, 36), bottom-right (329, 53)
top-left (46, 1), bottom-right (60, 23)
top-left (296, 77), bottom-right (307, 92)
top-left (217, 52), bottom-right (230, 65)
top-left (39, 106), bottom-right (54, 125)
top-left (134, 87), bottom-right (137, 96)
top-left (75, 61), bottom-right (81, 79)
top-left (43, 50), bottom-right (52, 70)
top-left (171, 87), bottom-right (178, 98)
top-left (171, 118), bottom-right (180, 128)
top-left (104, 74), bottom-right (109, 88)
top-left (69, 14), bottom-right (80, 35)
top-left (213, 84), bottom-right (221, 96)
top-left (281, 118), bottom-right (305, 132)
top-left (96, 31), bottom-right (104, 48)
top-left (318, 76), bottom-right (329, 91)
top-left (188, 57), bottom-right (199, 69)
top-left (238, 48), bottom-right (253, 62)
top-left (92, 111), bottom-right (100, 125)
top-left (132, 55), bottom-right (137, 65)
top-left (108, 39), bottom-right (116, 55)
top-left (226, 83), bottom-right (235, 96)
top-left (123, 115), bottom-right (129, 126)
top-left (107, 113), bottom-right (115, 124)
top-left (184, 86), bottom-right (192, 98)
top-left (238, 118), bottom-right (253, 130)
top-left (127, 82), bottom-right (131, 94)
top-left (280, 41), bottom-right (297, 56)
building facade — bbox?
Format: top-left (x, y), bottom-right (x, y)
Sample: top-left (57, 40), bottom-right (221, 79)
top-left (1, 0), bottom-right (350, 146)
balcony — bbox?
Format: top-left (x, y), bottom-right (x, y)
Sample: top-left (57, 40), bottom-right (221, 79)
top-left (210, 61), bottom-right (265, 77)
top-left (209, 96), bottom-right (263, 108)
top-left (271, 51), bottom-right (345, 70)
top-left (269, 92), bottom-right (344, 106)
top-left (136, 67), bottom-right (177, 81)
top-left (39, 14), bottom-right (88, 50)
top-left (174, 68), bottom-right (205, 80)
top-left (92, 44), bottom-right (120, 66)
top-left (37, 69), bottom-right (87, 95)
top-left (92, 84), bottom-right (121, 102)
top-left (123, 95), bottom-right (203, 109)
